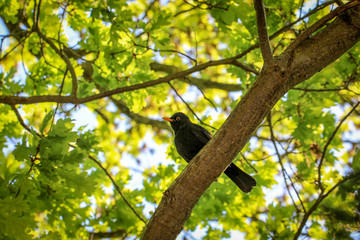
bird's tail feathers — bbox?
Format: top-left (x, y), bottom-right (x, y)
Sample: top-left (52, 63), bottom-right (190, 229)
top-left (224, 163), bottom-right (256, 193)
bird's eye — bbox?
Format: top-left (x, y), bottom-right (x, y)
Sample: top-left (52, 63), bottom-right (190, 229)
top-left (176, 116), bottom-right (181, 121)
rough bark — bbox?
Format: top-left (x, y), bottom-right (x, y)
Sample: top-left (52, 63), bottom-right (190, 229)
top-left (141, 5), bottom-right (360, 240)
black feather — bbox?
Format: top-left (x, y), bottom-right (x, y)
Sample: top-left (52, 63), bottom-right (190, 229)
top-left (164, 112), bottom-right (256, 193)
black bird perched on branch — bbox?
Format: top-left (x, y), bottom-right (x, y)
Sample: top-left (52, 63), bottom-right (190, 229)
top-left (163, 112), bottom-right (256, 193)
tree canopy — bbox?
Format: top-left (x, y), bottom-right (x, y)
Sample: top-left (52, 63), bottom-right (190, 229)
top-left (0, 0), bottom-right (360, 239)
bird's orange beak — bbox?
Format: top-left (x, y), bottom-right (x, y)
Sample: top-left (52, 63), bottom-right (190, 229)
top-left (162, 117), bottom-right (174, 122)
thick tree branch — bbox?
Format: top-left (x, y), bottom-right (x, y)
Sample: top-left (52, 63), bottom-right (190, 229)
top-left (0, 57), bottom-right (242, 105)
top-left (254, 0), bottom-right (273, 66)
top-left (141, 5), bottom-right (360, 239)
top-left (150, 62), bottom-right (245, 91)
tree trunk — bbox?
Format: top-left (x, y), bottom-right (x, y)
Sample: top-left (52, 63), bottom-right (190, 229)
top-left (141, 4), bottom-right (360, 240)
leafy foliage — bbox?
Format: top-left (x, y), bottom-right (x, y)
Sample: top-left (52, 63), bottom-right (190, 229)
top-left (0, 0), bottom-right (359, 239)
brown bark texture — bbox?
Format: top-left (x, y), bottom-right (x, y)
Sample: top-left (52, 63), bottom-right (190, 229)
top-left (141, 5), bottom-right (360, 240)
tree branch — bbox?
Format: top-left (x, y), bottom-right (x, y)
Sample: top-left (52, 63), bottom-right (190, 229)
top-left (168, 82), bottom-right (217, 131)
top-left (267, 113), bottom-right (305, 213)
top-left (317, 102), bottom-right (360, 189)
top-left (231, 60), bottom-right (259, 75)
top-left (150, 62), bottom-right (245, 91)
top-left (293, 172), bottom-right (360, 240)
top-left (89, 229), bottom-right (127, 240)
top-left (88, 155), bottom-right (147, 224)
top-left (35, 29), bottom-right (78, 98)
top-left (253, 0), bottom-right (273, 66)
top-left (109, 97), bottom-right (172, 131)
top-left (0, 57), bottom-right (242, 105)
top-left (141, 5), bottom-right (360, 239)
top-left (287, 0), bottom-right (360, 52)
top-left (10, 105), bottom-right (42, 137)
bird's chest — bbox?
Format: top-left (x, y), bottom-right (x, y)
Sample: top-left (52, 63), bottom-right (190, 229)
top-left (174, 128), bottom-right (205, 162)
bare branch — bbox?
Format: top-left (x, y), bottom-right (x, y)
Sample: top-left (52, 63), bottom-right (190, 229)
top-left (233, 1), bottom-right (336, 60)
top-left (36, 29), bottom-right (78, 98)
top-left (168, 82), bottom-right (217, 131)
top-left (334, 0), bottom-right (344, 6)
top-left (0, 33), bottom-right (30, 61)
top-left (0, 57), bottom-right (240, 105)
top-left (287, 0), bottom-right (360, 52)
top-left (293, 172), bottom-right (360, 240)
top-left (231, 60), bottom-right (259, 75)
top-left (150, 62), bottom-right (244, 91)
top-left (11, 105), bottom-right (42, 137)
top-left (254, 0), bottom-right (273, 66)
top-left (89, 229), bottom-right (127, 240)
top-left (110, 97), bottom-right (172, 131)
top-left (267, 113), bottom-right (305, 213)
top-left (88, 154), bottom-right (147, 224)
top-left (292, 87), bottom-right (345, 92)
top-left (240, 152), bottom-right (258, 173)
top-left (317, 101), bottom-right (360, 189)
top-left (122, 30), bottom-right (197, 63)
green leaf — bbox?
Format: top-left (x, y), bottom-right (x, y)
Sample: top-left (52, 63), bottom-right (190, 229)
top-left (150, 10), bottom-right (172, 31)
top-left (12, 135), bottom-right (37, 162)
top-left (221, 5), bottom-right (236, 25)
top-left (48, 118), bottom-right (77, 141)
top-left (40, 110), bottom-right (54, 134)
top-left (0, 196), bottom-right (33, 240)
top-left (58, 170), bottom-right (97, 196)
top-left (353, 148), bottom-right (360, 171)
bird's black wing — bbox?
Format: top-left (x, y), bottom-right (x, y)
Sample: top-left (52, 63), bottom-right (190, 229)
top-left (191, 123), bottom-right (213, 145)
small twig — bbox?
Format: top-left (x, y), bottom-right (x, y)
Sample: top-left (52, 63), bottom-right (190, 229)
top-left (88, 155), bottom-right (147, 224)
top-left (32, 0), bottom-right (38, 30)
top-left (10, 104), bottom-right (41, 137)
top-left (317, 102), bottom-right (360, 189)
top-left (94, 109), bottom-right (110, 124)
top-left (36, 29), bottom-right (78, 98)
top-left (35, 0), bottom-right (42, 28)
top-left (184, 77), bottom-right (218, 111)
top-left (0, 33), bottom-right (30, 61)
top-left (287, 0), bottom-right (360, 52)
top-left (193, 27), bottom-right (198, 66)
top-left (233, 1), bottom-right (335, 60)
top-left (231, 60), bottom-right (260, 75)
top-left (240, 152), bottom-right (258, 173)
top-left (268, 113), bottom-right (306, 213)
top-left (122, 30), bottom-right (197, 63)
top-left (10, 104), bottom-right (41, 188)
top-left (52, 68), bottom-right (68, 128)
top-left (299, 0), bottom-right (305, 18)
top-left (89, 229), bottom-right (127, 240)
top-left (293, 172), bottom-right (360, 240)
top-left (292, 87), bottom-right (344, 92)
top-left (168, 82), bottom-right (217, 131)
top-left (334, 0), bottom-right (344, 6)
top-left (58, 2), bottom-right (68, 51)
top-left (254, 0), bottom-right (273, 66)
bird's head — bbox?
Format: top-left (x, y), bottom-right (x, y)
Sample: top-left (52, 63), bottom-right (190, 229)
top-left (163, 112), bottom-right (191, 132)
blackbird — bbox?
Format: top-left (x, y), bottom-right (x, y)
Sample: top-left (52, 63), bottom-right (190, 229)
top-left (163, 112), bottom-right (256, 193)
